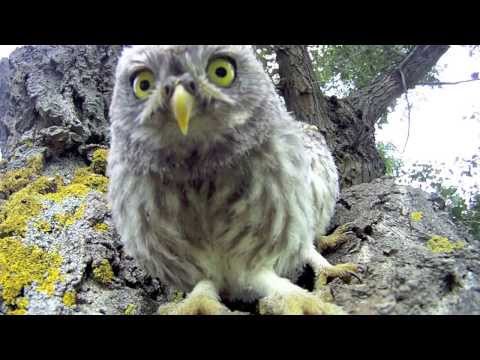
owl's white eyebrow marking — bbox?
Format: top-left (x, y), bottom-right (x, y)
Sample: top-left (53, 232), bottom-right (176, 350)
top-left (128, 61), bottom-right (151, 72)
top-left (127, 64), bottom-right (155, 83)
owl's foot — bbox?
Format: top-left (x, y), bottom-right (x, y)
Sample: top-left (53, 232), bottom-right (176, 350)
top-left (157, 295), bottom-right (230, 315)
top-left (317, 223), bottom-right (354, 252)
top-left (250, 269), bottom-right (345, 315)
top-left (258, 290), bottom-right (345, 315)
top-left (315, 263), bottom-right (361, 289)
top-left (157, 280), bottom-right (231, 315)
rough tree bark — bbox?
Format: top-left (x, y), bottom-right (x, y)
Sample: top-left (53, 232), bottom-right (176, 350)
top-left (273, 45), bottom-right (450, 189)
top-left (0, 45), bottom-right (123, 160)
top-left (2, 45), bottom-right (478, 316)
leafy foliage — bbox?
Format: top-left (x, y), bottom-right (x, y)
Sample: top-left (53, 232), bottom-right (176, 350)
top-left (309, 46), bottom-right (439, 96)
top-left (376, 142), bottom-right (404, 177)
top-left (310, 46), bottom-right (411, 95)
top-left (255, 45), bottom-right (442, 126)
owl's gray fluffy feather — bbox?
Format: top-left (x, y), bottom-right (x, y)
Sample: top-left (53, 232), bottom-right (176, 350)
top-left (108, 45), bottom-right (339, 302)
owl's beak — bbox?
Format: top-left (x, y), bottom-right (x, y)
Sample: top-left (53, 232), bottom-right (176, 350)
top-left (170, 84), bottom-right (195, 136)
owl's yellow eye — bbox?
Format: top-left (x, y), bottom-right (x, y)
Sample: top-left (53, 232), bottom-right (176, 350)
top-left (207, 58), bottom-right (236, 87)
top-left (132, 70), bottom-right (155, 99)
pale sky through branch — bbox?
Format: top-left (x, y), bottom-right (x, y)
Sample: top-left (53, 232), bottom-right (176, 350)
top-left (0, 45), bottom-right (479, 194)
top-left (376, 45), bottom-right (480, 194)
top-left (0, 45), bottom-right (21, 58)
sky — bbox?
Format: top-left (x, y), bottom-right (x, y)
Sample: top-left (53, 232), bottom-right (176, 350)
top-left (0, 45), bottom-right (20, 58)
top-left (376, 45), bottom-right (480, 196)
top-left (0, 45), bottom-right (479, 196)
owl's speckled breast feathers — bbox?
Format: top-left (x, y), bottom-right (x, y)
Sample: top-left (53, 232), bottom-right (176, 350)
top-left (108, 45), bottom-right (350, 313)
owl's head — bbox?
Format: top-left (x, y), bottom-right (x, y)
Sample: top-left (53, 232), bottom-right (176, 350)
top-left (110, 45), bottom-right (282, 162)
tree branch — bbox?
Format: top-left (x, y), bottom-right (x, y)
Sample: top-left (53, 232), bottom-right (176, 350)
top-left (417, 78), bottom-right (480, 86)
top-left (348, 45), bottom-right (450, 126)
top-left (399, 68), bottom-right (412, 153)
top-left (273, 45), bottom-right (330, 128)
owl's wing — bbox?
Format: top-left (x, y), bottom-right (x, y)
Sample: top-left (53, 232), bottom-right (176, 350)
top-left (299, 123), bottom-right (339, 236)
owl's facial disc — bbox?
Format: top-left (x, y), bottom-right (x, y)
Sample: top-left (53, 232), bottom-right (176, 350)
top-left (170, 84), bottom-right (194, 136)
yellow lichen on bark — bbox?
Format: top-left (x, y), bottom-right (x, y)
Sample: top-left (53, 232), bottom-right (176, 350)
top-left (426, 235), bottom-right (465, 253)
top-left (94, 222), bottom-right (109, 233)
top-left (92, 259), bottom-right (114, 285)
top-left (90, 149), bottom-right (108, 175)
top-left (63, 290), bottom-right (77, 308)
top-left (0, 236), bottom-right (63, 308)
top-left (70, 167), bottom-right (109, 193)
top-left (124, 303), bottom-right (136, 315)
top-left (53, 203), bottom-right (86, 228)
top-left (0, 154), bottom-right (44, 196)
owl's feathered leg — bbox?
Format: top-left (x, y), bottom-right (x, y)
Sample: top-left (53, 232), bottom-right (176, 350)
top-left (157, 280), bottom-right (231, 315)
top-left (254, 270), bottom-right (345, 315)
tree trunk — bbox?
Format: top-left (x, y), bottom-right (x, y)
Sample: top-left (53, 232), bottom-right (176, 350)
top-left (275, 45), bottom-right (449, 189)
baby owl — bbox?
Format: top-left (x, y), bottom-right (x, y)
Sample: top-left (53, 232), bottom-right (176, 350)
top-left (108, 45), bottom-right (359, 315)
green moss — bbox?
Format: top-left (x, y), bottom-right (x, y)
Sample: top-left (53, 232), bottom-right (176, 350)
top-left (0, 154), bottom-right (44, 197)
top-left (91, 149), bottom-right (108, 175)
top-left (0, 236), bottom-right (63, 308)
top-left (92, 259), bottom-right (114, 285)
top-left (124, 303), bottom-right (137, 315)
top-left (63, 290), bottom-right (76, 308)
top-left (94, 222), bottom-right (109, 233)
top-left (426, 235), bottom-right (466, 253)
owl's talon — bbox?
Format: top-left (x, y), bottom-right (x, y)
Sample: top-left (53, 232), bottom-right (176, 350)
top-left (317, 222), bottom-right (355, 252)
top-left (315, 263), bottom-right (361, 289)
top-left (348, 271), bottom-right (363, 283)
